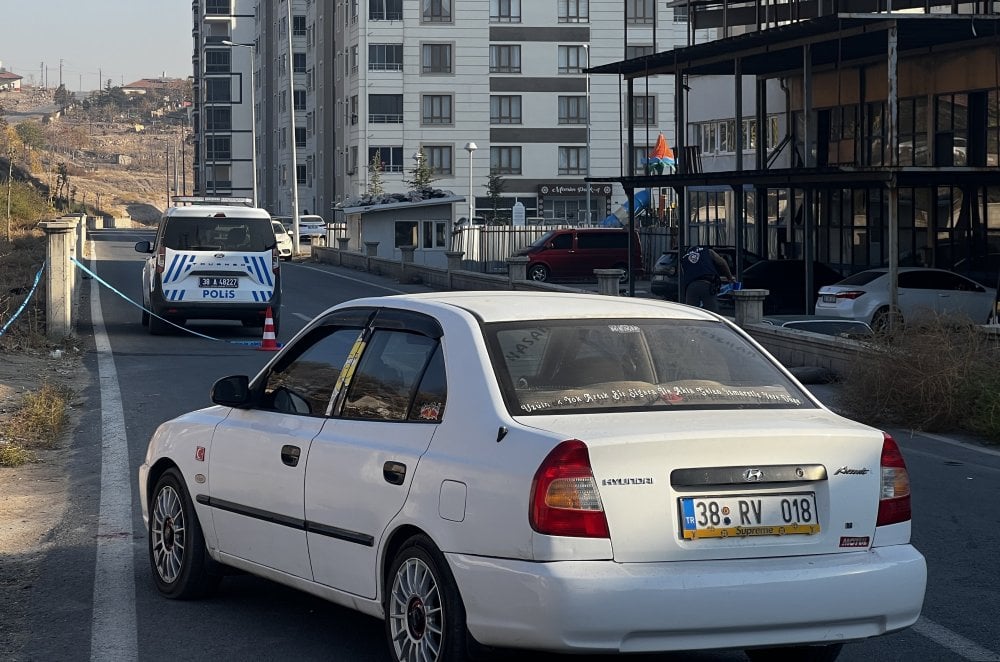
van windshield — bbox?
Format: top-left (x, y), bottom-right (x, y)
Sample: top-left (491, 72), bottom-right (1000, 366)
top-left (528, 231), bottom-right (556, 248)
top-left (163, 218), bottom-right (274, 252)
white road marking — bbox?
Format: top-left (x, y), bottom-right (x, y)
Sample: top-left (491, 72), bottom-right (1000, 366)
top-left (89, 262), bottom-right (138, 661)
top-left (291, 262), bottom-right (408, 293)
top-left (912, 617), bottom-right (1000, 661)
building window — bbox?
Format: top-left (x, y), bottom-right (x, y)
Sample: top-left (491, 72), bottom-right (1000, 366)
top-left (422, 0), bottom-right (451, 22)
top-left (370, 0), bottom-right (402, 21)
top-left (558, 146), bottom-right (587, 175)
top-left (295, 127), bottom-right (306, 148)
top-left (350, 95), bottom-right (358, 124)
top-left (205, 106), bottom-right (232, 131)
top-left (293, 15), bottom-right (306, 36)
top-left (626, 0), bottom-right (655, 24)
top-left (351, 45), bottom-right (359, 74)
top-left (630, 145), bottom-right (653, 172)
top-left (935, 93), bottom-right (968, 167)
top-left (988, 90), bottom-right (1000, 167)
top-left (297, 164), bottom-right (307, 184)
top-left (490, 146), bottom-right (522, 174)
top-left (626, 45), bottom-right (653, 59)
top-left (558, 46), bottom-right (585, 74)
top-left (490, 0), bottom-right (521, 23)
top-left (205, 78), bottom-right (231, 102)
top-left (558, 0), bottom-right (588, 22)
top-left (673, 6), bottom-right (688, 22)
top-left (421, 94), bottom-right (453, 125)
top-left (206, 135), bottom-right (232, 161)
top-left (293, 52), bottom-right (306, 74)
top-left (349, 146), bottom-right (358, 174)
top-left (489, 45), bottom-right (521, 73)
top-left (294, 89), bottom-right (306, 110)
top-left (558, 96), bottom-right (587, 125)
top-left (632, 95), bottom-right (656, 125)
top-left (205, 50), bottom-right (231, 74)
top-left (205, 0), bottom-right (230, 15)
top-left (423, 145), bottom-right (453, 175)
top-left (369, 94), bottom-right (403, 123)
top-left (369, 43), bottom-right (403, 71)
top-left (369, 146), bottom-right (404, 172)
top-left (490, 95), bottom-right (522, 124)
top-left (421, 43), bottom-right (453, 74)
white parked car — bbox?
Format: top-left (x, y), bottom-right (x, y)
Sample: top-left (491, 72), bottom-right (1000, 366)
top-left (140, 292), bottom-right (925, 662)
top-left (814, 267), bottom-right (998, 331)
top-left (270, 220), bottom-right (293, 260)
top-left (274, 214), bottom-right (326, 243)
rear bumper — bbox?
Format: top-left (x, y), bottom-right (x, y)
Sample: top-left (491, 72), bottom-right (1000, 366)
top-left (151, 290), bottom-right (281, 321)
top-left (448, 544), bottom-right (926, 653)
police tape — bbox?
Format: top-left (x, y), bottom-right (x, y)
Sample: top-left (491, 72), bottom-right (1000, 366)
top-left (0, 261), bottom-right (45, 339)
top-left (70, 257), bottom-right (281, 348)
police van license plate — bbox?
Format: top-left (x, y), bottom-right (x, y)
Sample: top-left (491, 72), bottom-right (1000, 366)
top-left (680, 493), bottom-right (820, 539)
top-left (199, 277), bottom-right (239, 288)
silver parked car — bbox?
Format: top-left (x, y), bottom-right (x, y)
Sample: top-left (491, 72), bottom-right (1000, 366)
top-left (814, 267), bottom-right (998, 331)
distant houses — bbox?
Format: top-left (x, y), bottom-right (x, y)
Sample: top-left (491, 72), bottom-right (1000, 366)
top-left (0, 70), bottom-right (23, 92)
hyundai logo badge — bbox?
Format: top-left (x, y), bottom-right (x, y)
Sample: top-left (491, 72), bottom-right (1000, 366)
top-left (215, 253), bottom-right (225, 258)
top-left (743, 468), bottom-right (764, 482)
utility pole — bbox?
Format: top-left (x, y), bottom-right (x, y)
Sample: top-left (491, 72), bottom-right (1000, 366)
top-left (59, 59), bottom-right (63, 88)
top-left (6, 144), bottom-right (14, 243)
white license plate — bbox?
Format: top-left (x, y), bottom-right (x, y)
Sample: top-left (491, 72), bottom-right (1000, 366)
top-left (822, 294), bottom-right (836, 303)
top-left (680, 493), bottom-right (820, 540)
top-left (651, 275), bottom-right (666, 282)
top-left (199, 277), bottom-right (239, 288)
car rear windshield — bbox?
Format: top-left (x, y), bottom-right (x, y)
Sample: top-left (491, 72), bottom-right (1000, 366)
top-left (485, 319), bottom-right (813, 415)
top-left (163, 218), bottom-right (275, 252)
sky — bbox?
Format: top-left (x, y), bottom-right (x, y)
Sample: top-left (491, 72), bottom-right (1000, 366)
top-left (2, 1), bottom-right (192, 90)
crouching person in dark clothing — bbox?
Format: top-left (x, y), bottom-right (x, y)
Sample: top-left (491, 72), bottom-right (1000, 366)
top-left (680, 246), bottom-right (734, 313)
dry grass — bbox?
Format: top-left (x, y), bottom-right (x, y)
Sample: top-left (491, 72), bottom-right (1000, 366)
top-left (0, 381), bottom-right (73, 467)
top-left (839, 317), bottom-right (1000, 442)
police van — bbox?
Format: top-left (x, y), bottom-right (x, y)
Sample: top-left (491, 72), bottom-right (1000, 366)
top-left (134, 198), bottom-right (282, 335)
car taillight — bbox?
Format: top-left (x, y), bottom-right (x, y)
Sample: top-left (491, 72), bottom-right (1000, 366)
top-left (155, 245), bottom-right (165, 274)
top-left (530, 440), bottom-right (609, 538)
top-left (876, 433), bottom-right (911, 526)
top-left (834, 290), bottom-right (866, 300)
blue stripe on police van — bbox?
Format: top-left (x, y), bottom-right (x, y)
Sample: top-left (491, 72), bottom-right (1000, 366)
top-left (252, 291), bottom-right (259, 302)
top-left (243, 256), bottom-right (261, 285)
top-left (163, 254), bottom-right (181, 284)
top-left (258, 256), bottom-right (274, 287)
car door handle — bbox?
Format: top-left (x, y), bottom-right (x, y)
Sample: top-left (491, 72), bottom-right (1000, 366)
top-left (281, 445), bottom-right (301, 467)
top-left (383, 461), bottom-right (406, 485)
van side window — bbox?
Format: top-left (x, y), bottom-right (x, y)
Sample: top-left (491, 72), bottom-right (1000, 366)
top-left (552, 233), bottom-right (573, 249)
top-left (578, 232), bottom-right (627, 250)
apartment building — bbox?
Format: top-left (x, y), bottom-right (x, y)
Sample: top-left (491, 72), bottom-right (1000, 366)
top-left (193, 1), bottom-right (685, 224)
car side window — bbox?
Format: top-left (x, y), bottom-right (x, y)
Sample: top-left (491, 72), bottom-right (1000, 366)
top-left (408, 344), bottom-right (447, 422)
top-left (342, 330), bottom-right (439, 421)
top-left (263, 327), bottom-right (361, 416)
top-left (551, 233), bottom-right (573, 249)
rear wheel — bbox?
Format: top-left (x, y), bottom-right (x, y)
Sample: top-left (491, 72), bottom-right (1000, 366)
top-left (871, 306), bottom-right (903, 334)
top-left (141, 309), bottom-right (149, 327)
top-left (612, 263), bottom-right (629, 284)
top-left (385, 535), bottom-right (470, 662)
top-left (745, 643), bottom-right (843, 662)
top-left (527, 264), bottom-right (549, 282)
top-left (148, 313), bottom-right (172, 335)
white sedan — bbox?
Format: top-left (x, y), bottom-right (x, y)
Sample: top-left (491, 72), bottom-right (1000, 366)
top-left (815, 267), bottom-right (998, 330)
top-left (139, 292), bottom-right (926, 662)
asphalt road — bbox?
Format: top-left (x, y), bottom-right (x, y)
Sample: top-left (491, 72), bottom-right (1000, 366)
top-left (12, 229), bottom-right (1000, 662)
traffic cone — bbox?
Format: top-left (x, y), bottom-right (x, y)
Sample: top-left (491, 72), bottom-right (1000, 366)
top-left (258, 306), bottom-right (279, 351)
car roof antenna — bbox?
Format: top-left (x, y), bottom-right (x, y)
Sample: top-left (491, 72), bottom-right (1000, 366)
top-left (496, 426), bottom-right (508, 443)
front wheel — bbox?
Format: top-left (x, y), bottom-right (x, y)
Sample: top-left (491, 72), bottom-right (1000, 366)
top-left (527, 264), bottom-right (549, 282)
top-left (149, 468), bottom-right (220, 599)
top-left (746, 643), bottom-right (844, 662)
top-left (385, 535), bottom-right (470, 662)
top-left (612, 263), bottom-right (630, 284)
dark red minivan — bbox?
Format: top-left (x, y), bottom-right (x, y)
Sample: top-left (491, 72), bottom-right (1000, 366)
top-left (517, 228), bottom-right (644, 282)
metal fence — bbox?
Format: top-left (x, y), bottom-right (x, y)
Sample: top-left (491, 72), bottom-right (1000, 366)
top-left (450, 225), bottom-right (676, 275)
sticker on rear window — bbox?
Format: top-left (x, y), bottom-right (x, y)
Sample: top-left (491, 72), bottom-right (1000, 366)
top-left (608, 324), bottom-right (640, 333)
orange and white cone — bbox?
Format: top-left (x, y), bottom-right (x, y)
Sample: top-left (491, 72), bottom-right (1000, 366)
top-left (258, 306), bottom-right (279, 351)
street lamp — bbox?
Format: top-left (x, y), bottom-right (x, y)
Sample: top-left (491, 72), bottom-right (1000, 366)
top-left (222, 40), bottom-right (257, 207)
top-left (582, 43), bottom-right (591, 225)
top-left (464, 141), bottom-right (477, 223)
top-left (286, 0), bottom-right (301, 253)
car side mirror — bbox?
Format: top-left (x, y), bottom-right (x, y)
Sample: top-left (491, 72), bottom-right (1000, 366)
top-left (135, 240), bottom-right (152, 254)
top-left (211, 375), bottom-right (253, 408)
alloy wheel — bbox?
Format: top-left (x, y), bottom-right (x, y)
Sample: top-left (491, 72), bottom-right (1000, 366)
top-left (151, 484), bottom-right (186, 584)
top-left (388, 556), bottom-right (444, 662)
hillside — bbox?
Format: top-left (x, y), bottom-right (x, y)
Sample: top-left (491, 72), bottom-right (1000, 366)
top-left (1, 86), bottom-right (190, 224)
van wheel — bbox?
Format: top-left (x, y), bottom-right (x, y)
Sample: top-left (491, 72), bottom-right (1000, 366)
top-left (141, 309), bottom-right (150, 327)
top-left (612, 263), bottom-right (629, 284)
top-left (149, 314), bottom-right (172, 335)
top-left (527, 264), bottom-right (549, 282)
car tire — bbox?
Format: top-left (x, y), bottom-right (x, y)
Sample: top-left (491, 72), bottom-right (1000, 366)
top-left (384, 535), bottom-right (471, 662)
top-left (141, 308), bottom-right (149, 327)
top-left (745, 643), bottom-right (843, 662)
top-left (148, 313), bottom-right (172, 336)
top-left (148, 468), bottom-right (220, 600)
top-left (612, 263), bottom-right (629, 284)
top-left (871, 306), bottom-right (903, 334)
top-left (527, 264), bottom-right (549, 282)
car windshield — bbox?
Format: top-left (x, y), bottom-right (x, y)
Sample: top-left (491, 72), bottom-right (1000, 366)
top-left (164, 218), bottom-right (274, 252)
top-left (486, 319), bottom-right (812, 415)
top-left (272, 223), bottom-right (288, 235)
